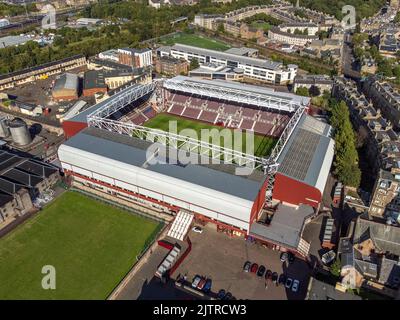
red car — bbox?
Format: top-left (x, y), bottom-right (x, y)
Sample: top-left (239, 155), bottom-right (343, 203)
top-left (197, 278), bottom-right (207, 290)
top-left (250, 263), bottom-right (259, 273)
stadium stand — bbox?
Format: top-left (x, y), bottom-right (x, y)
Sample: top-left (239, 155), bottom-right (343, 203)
top-left (164, 90), bottom-right (290, 137)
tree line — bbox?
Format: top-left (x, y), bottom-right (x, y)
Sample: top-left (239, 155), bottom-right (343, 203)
top-left (329, 99), bottom-right (361, 188)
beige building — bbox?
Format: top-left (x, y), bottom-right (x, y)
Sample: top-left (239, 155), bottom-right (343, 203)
top-left (268, 27), bottom-right (318, 47)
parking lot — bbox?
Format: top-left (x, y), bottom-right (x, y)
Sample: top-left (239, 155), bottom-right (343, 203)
top-left (173, 224), bottom-right (311, 300)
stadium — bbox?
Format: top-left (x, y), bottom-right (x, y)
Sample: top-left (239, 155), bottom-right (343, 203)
top-left (60, 76), bottom-right (334, 257)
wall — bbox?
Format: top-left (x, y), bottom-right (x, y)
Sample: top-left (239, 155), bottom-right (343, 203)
top-left (273, 173), bottom-right (321, 208)
top-left (62, 120), bottom-right (88, 138)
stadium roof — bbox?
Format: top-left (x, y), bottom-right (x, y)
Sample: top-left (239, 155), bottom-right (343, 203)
top-left (277, 114), bottom-right (334, 193)
top-left (170, 44), bottom-right (283, 71)
top-left (164, 76), bottom-right (310, 112)
top-left (62, 127), bottom-right (266, 201)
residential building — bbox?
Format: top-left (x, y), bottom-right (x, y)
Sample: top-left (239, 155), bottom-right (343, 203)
top-left (0, 54), bottom-right (86, 91)
top-left (293, 75), bottom-right (333, 95)
top-left (362, 77), bottom-right (400, 130)
top-left (340, 215), bottom-right (400, 296)
top-left (223, 21), bottom-right (264, 40)
top-left (118, 48), bottom-right (152, 68)
top-left (268, 27), bottom-right (319, 47)
top-left (278, 22), bottom-right (319, 36)
top-left (369, 170), bottom-right (400, 221)
top-left (306, 277), bottom-right (362, 300)
top-left (155, 56), bottom-right (189, 76)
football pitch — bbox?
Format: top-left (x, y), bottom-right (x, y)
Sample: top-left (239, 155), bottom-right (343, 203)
top-left (161, 33), bottom-right (231, 51)
top-left (144, 113), bottom-right (277, 157)
top-left (0, 191), bottom-right (162, 299)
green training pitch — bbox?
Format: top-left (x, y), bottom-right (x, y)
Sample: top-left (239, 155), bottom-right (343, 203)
top-left (161, 33), bottom-right (231, 51)
top-left (144, 113), bottom-right (276, 157)
top-left (0, 191), bottom-right (162, 300)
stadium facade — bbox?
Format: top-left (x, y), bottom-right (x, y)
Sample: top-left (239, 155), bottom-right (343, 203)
top-left (60, 76), bottom-right (334, 256)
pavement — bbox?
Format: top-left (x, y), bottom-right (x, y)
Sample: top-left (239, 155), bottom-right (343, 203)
top-left (120, 224), bottom-right (312, 300)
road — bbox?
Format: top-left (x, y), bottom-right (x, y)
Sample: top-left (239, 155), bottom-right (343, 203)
top-left (341, 32), bottom-right (361, 81)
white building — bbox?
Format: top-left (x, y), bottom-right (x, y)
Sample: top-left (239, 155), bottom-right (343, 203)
top-left (279, 23), bottom-right (319, 36)
top-left (0, 19), bottom-right (10, 28)
top-left (158, 44), bottom-right (297, 84)
top-left (118, 48), bottom-right (153, 68)
top-left (268, 27), bottom-right (319, 47)
top-left (98, 49), bottom-right (119, 62)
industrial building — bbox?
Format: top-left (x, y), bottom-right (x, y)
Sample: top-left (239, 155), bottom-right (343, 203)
top-left (59, 77), bottom-right (334, 257)
top-left (0, 150), bottom-right (60, 225)
top-left (157, 44), bottom-right (298, 84)
top-left (52, 73), bottom-right (79, 101)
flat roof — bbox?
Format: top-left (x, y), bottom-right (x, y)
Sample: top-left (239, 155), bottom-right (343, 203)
top-left (250, 204), bottom-right (314, 249)
top-left (171, 44), bottom-right (284, 71)
top-left (224, 47), bottom-right (258, 56)
top-left (83, 70), bottom-right (107, 90)
top-left (0, 35), bottom-right (30, 49)
top-left (63, 127), bottom-right (266, 201)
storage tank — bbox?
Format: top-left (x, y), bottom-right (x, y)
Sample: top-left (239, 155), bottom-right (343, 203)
top-left (0, 116), bottom-right (10, 138)
top-left (9, 118), bottom-right (32, 145)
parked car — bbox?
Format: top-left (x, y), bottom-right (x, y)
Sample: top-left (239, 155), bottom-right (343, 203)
top-left (322, 250), bottom-right (336, 265)
top-left (280, 252), bottom-right (288, 262)
top-left (288, 252), bottom-right (295, 264)
top-left (243, 261), bottom-right (251, 272)
top-left (250, 263), bottom-right (259, 273)
top-left (197, 277), bottom-right (206, 290)
top-left (203, 279), bottom-right (212, 293)
top-left (223, 292), bottom-right (232, 300)
top-left (285, 277), bottom-right (293, 289)
top-left (272, 272), bottom-right (279, 285)
top-left (292, 280), bottom-right (300, 293)
top-left (278, 273), bottom-right (286, 285)
top-left (217, 289), bottom-right (226, 300)
top-left (265, 269), bottom-right (273, 281)
top-left (192, 275), bottom-right (202, 288)
top-left (192, 226), bottom-right (203, 234)
top-left (257, 265), bottom-right (266, 277)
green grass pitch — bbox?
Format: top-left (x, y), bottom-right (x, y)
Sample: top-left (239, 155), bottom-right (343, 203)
top-left (161, 33), bottom-right (231, 51)
top-left (144, 113), bottom-right (277, 157)
top-left (0, 191), bottom-right (162, 299)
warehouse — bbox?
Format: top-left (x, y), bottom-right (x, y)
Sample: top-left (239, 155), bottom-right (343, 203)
top-left (52, 73), bottom-right (79, 101)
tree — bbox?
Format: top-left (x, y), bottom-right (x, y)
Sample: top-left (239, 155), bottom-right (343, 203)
top-left (330, 258), bottom-right (341, 277)
top-left (296, 86), bottom-right (310, 97)
top-left (329, 100), bottom-right (361, 188)
top-left (308, 85), bottom-right (321, 97)
top-left (189, 58), bottom-right (200, 70)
